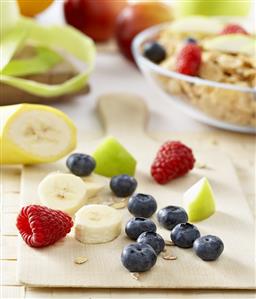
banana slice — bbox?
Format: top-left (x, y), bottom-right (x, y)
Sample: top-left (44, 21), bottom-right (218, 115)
top-left (84, 181), bottom-right (105, 199)
top-left (75, 204), bottom-right (122, 244)
top-left (82, 173), bottom-right (108, 199)
top-left (38, 173), bottom-right (87, 215)
top-left (82, 173), bottom-right (109, 184)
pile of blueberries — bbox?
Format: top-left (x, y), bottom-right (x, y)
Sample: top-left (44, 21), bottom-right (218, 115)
top-left (66, 154), bottom-right (224, 274)
top-left (109, 175), bottom-right (224, 274)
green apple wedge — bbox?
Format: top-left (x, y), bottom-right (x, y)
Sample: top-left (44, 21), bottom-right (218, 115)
top-left (183, 177), bottom-right (216, 222)
top-left (92, 136), bottom-right (136, 177)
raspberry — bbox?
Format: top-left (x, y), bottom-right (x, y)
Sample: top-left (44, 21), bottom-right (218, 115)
top-left (176, 43), bottom-right (201, 76)
top-left (151, 141), bottom-right (195, 184)
top-left (221, 24), bottom-right (248, 35)
top-left (16, 205), bottom-right (73, 248)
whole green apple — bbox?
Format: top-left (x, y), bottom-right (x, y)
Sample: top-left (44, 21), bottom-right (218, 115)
top-left (175, 0), bottom-right (251, 17)
top-left (183, 177), bottom-right (216, 222)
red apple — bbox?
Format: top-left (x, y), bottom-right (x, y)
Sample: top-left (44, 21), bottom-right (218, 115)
top-left (115, 2), bottom-right (173, 62)
top-left (64, 0), bottom-right (126, 42)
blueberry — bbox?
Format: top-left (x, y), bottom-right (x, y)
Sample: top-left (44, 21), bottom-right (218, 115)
top-left (193, 235), bottom-right (224, 261)
top-left (121, 243), bottom-right (157, 272)
top-left (66, 153), bottom-right (96, 176)
top-left (186, 37), bottom-right (197, 44)
top-left (157, 206), bottom-right (188, 230)
top-left (137, 231), bottom-right (165, 255)
top-left (128, 193), bottom-right (157, 218)
top-left (110, 175), bottom-right (137, 197)
top-left (125, 217), bottom-right (157, 240)
top-left (143, 42), bottom-right (166, 64)
top-left (171, 223), bottom-right (200, 248)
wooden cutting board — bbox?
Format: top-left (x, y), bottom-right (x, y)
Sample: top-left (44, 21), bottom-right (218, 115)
top-left (18, 93), bottom-right (255, 289)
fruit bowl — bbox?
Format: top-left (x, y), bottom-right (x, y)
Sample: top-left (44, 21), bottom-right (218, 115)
top-left (132, 23), bottom-right (256, 134)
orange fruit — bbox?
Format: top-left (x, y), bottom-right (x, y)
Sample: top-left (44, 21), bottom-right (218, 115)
top-left (17, 0), bottom-right (54, 17)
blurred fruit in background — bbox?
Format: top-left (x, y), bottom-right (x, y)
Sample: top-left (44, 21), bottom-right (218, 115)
top-left (17, 0), bottom-right (54, 17)
top-left (64, 0), bottom-right (126, 42)
top-left (115, 2), bottom-right (173, 62)
top-left (220, 24), bottom-right (248, 35)
top-left (175, 0), bottom-right (251, 17)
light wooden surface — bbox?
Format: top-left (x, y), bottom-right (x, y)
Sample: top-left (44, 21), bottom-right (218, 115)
top-left (1, 94), bottom-right (255, 298)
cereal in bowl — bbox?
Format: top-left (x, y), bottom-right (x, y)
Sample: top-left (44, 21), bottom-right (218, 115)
top-left (142, 17), bottom-right (256, 127)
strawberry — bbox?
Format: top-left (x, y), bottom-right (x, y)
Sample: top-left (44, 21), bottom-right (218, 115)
top-left (176, 43), bottom-right (201, 76)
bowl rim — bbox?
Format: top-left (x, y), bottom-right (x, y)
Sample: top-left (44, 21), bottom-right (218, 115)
top-left (132, 22), bottom-right (256, 94)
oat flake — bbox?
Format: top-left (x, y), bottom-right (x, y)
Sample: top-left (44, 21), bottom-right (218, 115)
top-left (74, 256), bottom-right (88, 264)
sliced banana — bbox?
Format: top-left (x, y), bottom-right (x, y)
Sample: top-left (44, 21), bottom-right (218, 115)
top-left (0, 104), bottom-right (76, 164)
top-left (75, 204), bottom-right (122, 244)
top-left (82, 173), bottom-right (109, 201)
top-left (82, 173), bottom-right (109, 185)
top-left (38, 173), bottom-right (87, 215)
top-left (84, 181), bottom-right (105, 199)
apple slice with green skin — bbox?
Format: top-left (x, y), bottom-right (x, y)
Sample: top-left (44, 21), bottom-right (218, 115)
top-left (203, 34), bottom-right (255, 56)
top-left (92, 136), bottom-right (136, 177)
top-left (241, 39), bottom-right (256, 57)
top-left (169, 16), bottom-right (223, 35)
top-left (183, 177), bottom-right (216, 222)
